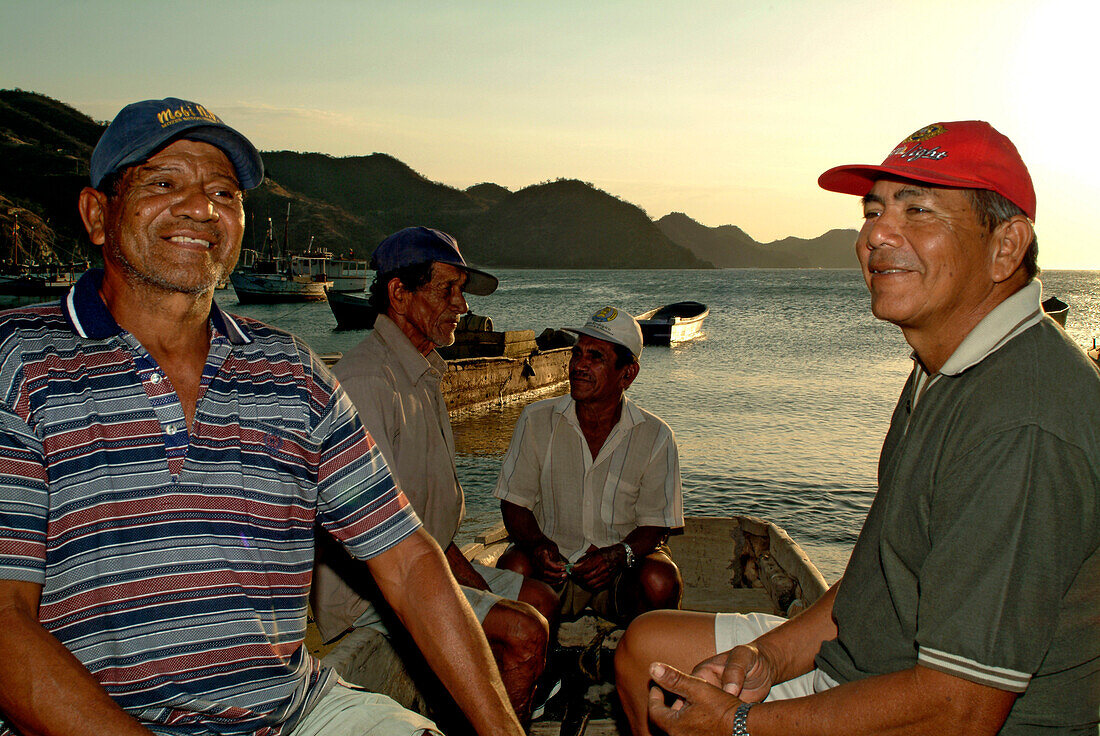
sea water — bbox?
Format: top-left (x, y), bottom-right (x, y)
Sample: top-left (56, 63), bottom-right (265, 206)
top-left (215, 269), bottom-right (1100, 582)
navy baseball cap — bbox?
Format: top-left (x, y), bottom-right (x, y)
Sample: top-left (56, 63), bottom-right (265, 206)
top-left (90, 97), bottom-right (264, 190)
top-left (371, 227), bottom-right (498, 296)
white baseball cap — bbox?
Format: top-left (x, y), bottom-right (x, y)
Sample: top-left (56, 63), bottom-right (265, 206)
top-left (565, 306), bottom-right (643, 358)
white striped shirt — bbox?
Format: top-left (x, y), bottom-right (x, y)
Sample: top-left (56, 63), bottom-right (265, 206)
top-left (494, 394), bottom-right (683, 561)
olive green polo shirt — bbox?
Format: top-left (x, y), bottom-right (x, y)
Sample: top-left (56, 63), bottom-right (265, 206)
top-left (817, 282), bottom-right (1100, 733)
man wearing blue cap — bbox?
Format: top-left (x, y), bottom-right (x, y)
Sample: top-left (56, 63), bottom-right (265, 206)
top-left (0, 100), bottom-right (524, 736)
top-left (312, 227), bottom-right (559, 724)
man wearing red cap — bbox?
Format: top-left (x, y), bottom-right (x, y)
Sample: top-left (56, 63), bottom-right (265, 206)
top-left (615, 121), bottom-right (1099, 735)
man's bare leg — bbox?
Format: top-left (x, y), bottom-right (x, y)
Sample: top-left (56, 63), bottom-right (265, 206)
top-left (614, 609), bottom-right (718, 736)
top-left (481, 598), bottom-right (549, 722)
top-left (617, 551), bottom-right (683, 623)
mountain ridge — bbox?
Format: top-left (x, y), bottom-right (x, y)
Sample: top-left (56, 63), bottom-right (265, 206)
top-left (1, 89), bottom-right (856, 270)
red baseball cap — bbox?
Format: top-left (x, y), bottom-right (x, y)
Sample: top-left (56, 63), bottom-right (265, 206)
top-left (818, 121), bottom-right (1035, 220)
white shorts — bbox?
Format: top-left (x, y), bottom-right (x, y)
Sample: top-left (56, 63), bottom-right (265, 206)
top-left (290, 680), bottom-right (442, 736)
top-left (714, 612), bottom-right (838, 700)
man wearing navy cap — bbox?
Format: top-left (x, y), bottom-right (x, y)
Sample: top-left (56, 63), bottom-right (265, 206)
top-left (312, 226), bottom-right (560, 724)
top-left (615, 122), bottom-right (1099, 735)
top-left (0, 100), bottom-right (524, 736)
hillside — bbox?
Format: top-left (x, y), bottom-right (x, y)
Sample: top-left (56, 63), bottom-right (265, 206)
top-left (462, 180), bottom-right (711, 269)
top-left (657, 212), bottom-right (799, 267)
top-left (658, 212), bottom-right (857, 268)
top-left (0, 90), bottom-right (101, 260)
top-left (762, 229), bottom-right (859, 268)
top-left (261, 151), bottom-right (484, 239)
top-left (1, 89), bottom-right (856, 270)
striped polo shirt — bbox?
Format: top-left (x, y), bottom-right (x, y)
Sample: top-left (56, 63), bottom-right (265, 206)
top-left (0, 270), bottom-right (421, 735)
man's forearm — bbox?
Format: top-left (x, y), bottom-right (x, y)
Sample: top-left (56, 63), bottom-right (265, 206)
top-left (369, 530), bottom-right (524, 736)
top-left (0, 581), bottom-right (152, 736)
top-left (748, 664), bottom-right (1015, 736)
top-left (500, 500), bottom-right (554, 552)
top-left (752, 581), bottom-right (840, 683)
top-left (444, 542), bottom-right (490, 590)
top-left (653, 660), bottom-right (1015, 736)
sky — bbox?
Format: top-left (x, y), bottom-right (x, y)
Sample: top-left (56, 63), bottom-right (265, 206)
top-left (3, 0), bottom-right (1098, 268)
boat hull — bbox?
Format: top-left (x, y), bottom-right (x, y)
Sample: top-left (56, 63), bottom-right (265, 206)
top-left (313, 515), bottom-right (827, 735)
top-left (637, 301), bottom-right (709, 345)
top-left (1041, 295), bottom-right (1068, 328)
top-left (229, 272), bottom-right (330, 303)
top-left (441, 348), bottom-right (570, 416)
top-left (326, 289), bottom-right (375, 329)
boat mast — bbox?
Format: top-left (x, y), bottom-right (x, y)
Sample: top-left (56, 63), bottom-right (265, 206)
top-left (282, 202), bottom-right (291, 260)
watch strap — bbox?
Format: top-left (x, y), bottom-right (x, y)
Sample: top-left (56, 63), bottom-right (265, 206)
top-left (622, 542), bottom-right (636, 568)
top-left (731, 701), bottom-right (754, 736)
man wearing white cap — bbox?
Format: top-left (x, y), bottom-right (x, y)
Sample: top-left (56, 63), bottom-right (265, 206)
top-left (494, 307), bottom-right (684, 624)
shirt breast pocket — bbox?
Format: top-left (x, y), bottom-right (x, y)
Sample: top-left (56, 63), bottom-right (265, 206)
top-left (600, 475), bottom-right (640, 529)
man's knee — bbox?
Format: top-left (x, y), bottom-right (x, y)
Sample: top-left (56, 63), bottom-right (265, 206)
top-left (496, 546), bottom-right (534, 577)
top-left (484, 599), bottom-right (549, 666)
top-left (637, 558), bottom-right (683, 608)
top-left (615, 609), bottom-right (676, 674)
top-left (519, 578), bottom-right (561, 626)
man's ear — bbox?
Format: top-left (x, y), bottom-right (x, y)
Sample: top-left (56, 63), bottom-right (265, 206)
top-left (386, 276), bottom-right (409, 316)
top-left (621, 361), bottom-right (639, 390)
top-left (78, 187), bottom-right (109, 246)
top-left (990, 215), bottom-right (1033, 283)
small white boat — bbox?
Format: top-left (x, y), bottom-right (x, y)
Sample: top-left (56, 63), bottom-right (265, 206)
top-left (314, 515), bottom-right (827, 736)
top-left (636, 301), bottom-right (709, 345)
top-left (1041, 296), bottom-right (1068, 327)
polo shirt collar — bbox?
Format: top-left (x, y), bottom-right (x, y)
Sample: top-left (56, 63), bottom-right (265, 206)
top-left (372, 314), bottom-right (447, 380)
top-left (62, 268), bottom-right (253, 345)
top-left (937, 279), bottom-right (1044, 376)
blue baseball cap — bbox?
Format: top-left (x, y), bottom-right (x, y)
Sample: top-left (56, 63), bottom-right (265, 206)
top-left (90, 97), bottom-right (264, 190)
top-left (371, 227), bottom-right (498, 296)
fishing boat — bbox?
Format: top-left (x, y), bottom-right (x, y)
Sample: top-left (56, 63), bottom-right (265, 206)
top-left (326, 288), bottom-right (375, 329)
top-left (0, 268), bottom-right (81, 299)
top-left (1, 210), bottom-right (87, 305)
top-left (323, 305), bottom-right (574, 416)
top-left (229, 250), bottom-right (332, 303)
top-left (314, 515), bottom-right (828, 736)
top-left (1041, 295), bottom-right (1068, 327)
top-left (636, 301), bottom-right (709, 345)
top-left (297, 246), bottom-right (369, 293)
top-left (229, 210), bottom-right (332, 303)
top-left (322, 256), bottom-right (370, 293)
top-left (438, 327), bottom-right (573, 417)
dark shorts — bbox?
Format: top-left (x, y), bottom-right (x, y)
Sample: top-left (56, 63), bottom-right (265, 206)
top-left (556, 542), bottom-right (673, 623)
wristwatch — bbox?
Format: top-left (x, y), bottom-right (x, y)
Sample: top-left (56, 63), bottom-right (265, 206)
top-left (622, 542), bottom-right (636, 568)
top-left (731, 701), bottom-right (755, 736)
